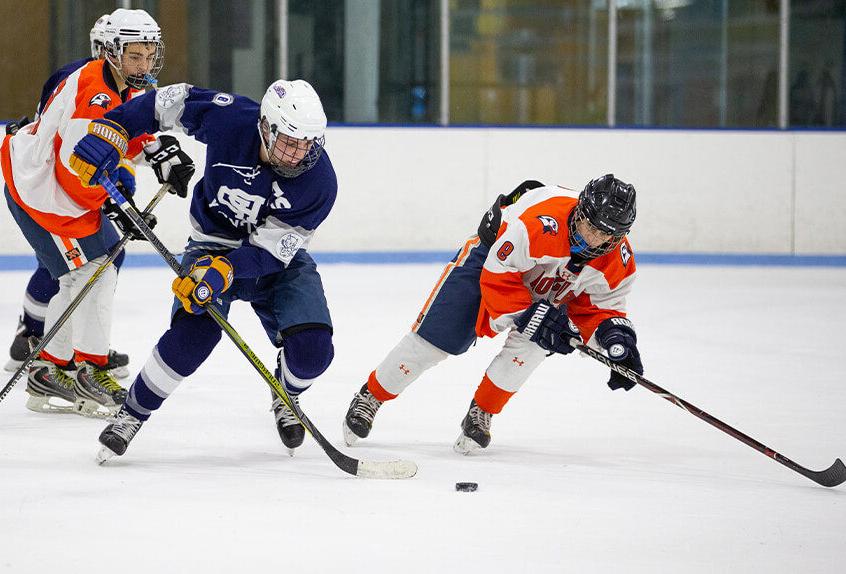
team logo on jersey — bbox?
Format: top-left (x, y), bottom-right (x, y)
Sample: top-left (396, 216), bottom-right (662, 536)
top-left (276, 232), bottom-right (304, 260)
top-left (157, 84), bottom-right (188, 110)
top-left (88, 93), bottom-right (112, 109)
top-left (211, 186), bottom-right (264, 227)
top-left (537, 215), bottom-right (559, 235)
top-left (64, 247), bottom-right (81, 261)
top-left (212, 163), bottom-right (262, 186)
top-left (620, 242), bottom-right (631, 266)
top-left (213, 93), bottom-right (234, 107)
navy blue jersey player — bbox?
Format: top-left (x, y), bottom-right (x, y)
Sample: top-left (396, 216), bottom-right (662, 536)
top-left (70, 79), bottom-right (337, 461)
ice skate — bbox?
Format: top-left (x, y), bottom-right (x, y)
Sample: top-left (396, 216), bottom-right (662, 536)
top-left (74, 361), bottom-right (127, 418)
top-left (343, 383), bottom-right (384, 446)
top-left (453, 400), bottom-right (493, 455)
top-left (4, 317), bottom-right (131, 378)
top-left (271, 392), bottom-right (304, 455)
top-left (104, 349), bottom-right (130, 379)
top-left (97, 406), bottom-right (144, 463)
top-left (4, 317), bottom-right (29, 372)
top-left (25, 358), bottom-right (79, 414)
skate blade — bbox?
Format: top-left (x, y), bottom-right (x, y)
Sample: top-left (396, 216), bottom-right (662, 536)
top-left (453, 433), bottom-right (483, 456)
top-left (342, 420), bottom-right (360, 447)
top-left (96, 446), bottom-right (118, 465)
top-left (25, 394), bottom-right (79, 415)
top-left (110, 366), bottom-right (130, 379)
top-left (286, 448), bottom-right (296, 457)
top-left (4, 358), bottom-right (23, 372)
top-left (75, 399), bottom-right (117, 420)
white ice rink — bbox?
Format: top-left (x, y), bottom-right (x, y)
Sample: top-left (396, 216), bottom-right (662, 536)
top-left (1, 262), bottom-right (844, 573)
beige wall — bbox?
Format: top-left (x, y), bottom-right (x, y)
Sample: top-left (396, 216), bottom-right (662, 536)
top-left (0, 0), bottom-right (51, 119)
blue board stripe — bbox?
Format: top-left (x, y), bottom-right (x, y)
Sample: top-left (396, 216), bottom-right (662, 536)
top-left (0, 251), bottom-right (844, 270)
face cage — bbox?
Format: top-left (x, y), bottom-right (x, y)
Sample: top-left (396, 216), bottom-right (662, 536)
top-left (262, 125), bottom-right (326, 178)
top-left (107, 41), bottom-right (165, 90)
top-left (568, 207), bottom-right (626, 260)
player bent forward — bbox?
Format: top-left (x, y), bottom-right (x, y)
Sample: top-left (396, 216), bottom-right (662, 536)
top-left (343, 176), bottom-right (643, 453)
top-left (70, 79), bottom-right (337, 461)
top-left (2, 9), bottom-right (170, 417)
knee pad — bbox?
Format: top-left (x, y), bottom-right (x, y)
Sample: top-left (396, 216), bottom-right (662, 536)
top-left (278, 325), bottom-right (334, 382)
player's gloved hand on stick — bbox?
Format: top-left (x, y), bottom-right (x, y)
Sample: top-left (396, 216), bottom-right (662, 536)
top-left (70, 118), bottom-right (129, 187)
top-left (144, 135), bottom-right (195, 198)
top-left (112, 161), bottom-right (136, 197)
top-left (596, 317), bottom-right (643, 391)
top-left (515, 300), bottom-right (579, 355)
top-left (172, 255), bottom-right (234, 314)
top-left (102, 192), bottom-right (157, 241)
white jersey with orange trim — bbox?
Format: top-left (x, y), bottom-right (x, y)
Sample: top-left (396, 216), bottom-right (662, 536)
top-left (1, 59), bottom-right (148, 239)
top-left (476, 185), bottom-right (636, 344)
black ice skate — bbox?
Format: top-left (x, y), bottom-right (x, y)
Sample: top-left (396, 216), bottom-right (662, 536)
top-left (104, 349), bottom-right (131, 379)
top-left (271, 392), bottom-right (304, 455)
top-left (25, 358), bottom-right (79, 414)
top-left (96, 406), bottom-right (144, 464)
top-left (4, 316), bottom-right (29, 372)
top-left (342, 383), bottom-right (384, 446)
top-left (4, 316), bottom-right (131, 379)
top-left (453, 400), bottom-right (493, 455)
top-left (74, 361), bottom-right (127, 418)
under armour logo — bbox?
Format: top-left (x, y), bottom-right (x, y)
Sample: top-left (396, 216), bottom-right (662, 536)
top-left (512, 357), bottom-right (525, 367)
top-left (399, 364), bottom-right (411, 375)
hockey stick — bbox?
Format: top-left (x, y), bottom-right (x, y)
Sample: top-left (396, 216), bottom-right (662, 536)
top-left (0, 184), bottom-right (171, 406)
top-left (98, 176), bottom-right (417, 479)
top-left (573, 341), bottom-right (845, 487)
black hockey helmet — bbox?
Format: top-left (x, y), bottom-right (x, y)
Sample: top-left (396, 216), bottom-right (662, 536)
top-left (569, 174), bottom-right (636, 259)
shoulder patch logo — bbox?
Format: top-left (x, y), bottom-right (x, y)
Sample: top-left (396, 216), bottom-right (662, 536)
top-left (620, 242), bottom-right (631, 266)
top-left (537, 215), bottom-right (559, 236)
top-left (276, 232), bottom-right (304, 260)
top-left (88, 93), bottom-right (112, 109)
top-left (156, 84), bottom-right (188, 110)
top-left (213, 93), bottom-right (234, 107)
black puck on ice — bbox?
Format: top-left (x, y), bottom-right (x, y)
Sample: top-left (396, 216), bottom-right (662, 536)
top-left (455, 482), bottom-right (478, 492)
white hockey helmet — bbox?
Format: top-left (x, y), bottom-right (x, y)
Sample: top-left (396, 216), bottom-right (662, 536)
top-left (89, 14), bottom-right (109, 58)
top-left (102, 8), bottom-right (164, 89)
top-left (258, 79), bottom-right (327, 177)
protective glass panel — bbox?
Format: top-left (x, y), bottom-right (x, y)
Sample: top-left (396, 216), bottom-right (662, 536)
top-left (450, 0), bottom-right (608, 125)
top-left (790, 0), bottom-right (846, 127)
top-left (616, 0), bottom-right (779, 128)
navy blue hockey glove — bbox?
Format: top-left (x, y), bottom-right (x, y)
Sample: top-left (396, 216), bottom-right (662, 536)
top-left (596, 317), bottom-right (643, 391)
top-left (111, 161), bottom-right (136, 198)
top-left (102, 192), bottom-right (157, 241)
top-left (70, 118), bottom-right (129, 187)
top-left (144, 135), bottom-right (195, 198)
top-left (515, 301), bottom-right (580, 355)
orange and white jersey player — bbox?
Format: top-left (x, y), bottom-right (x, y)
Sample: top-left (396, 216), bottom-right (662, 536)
top-left (1, 9), bottom-right (171, 418)
top-left (341, 174), bottom-right (642, 454)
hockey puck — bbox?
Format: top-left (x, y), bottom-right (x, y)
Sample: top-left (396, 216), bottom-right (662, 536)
top-left (455, 482), bottom-right (478, 492)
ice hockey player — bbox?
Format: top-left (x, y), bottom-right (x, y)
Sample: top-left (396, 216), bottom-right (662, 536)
top-left (342, 175), bottom-right (642, 454)
top-left (4, 12), bottom-right (133, 379)
top-left (2, 9), bottom-right (190, 418)
top-left (69, 79), bottom-right (337, 461)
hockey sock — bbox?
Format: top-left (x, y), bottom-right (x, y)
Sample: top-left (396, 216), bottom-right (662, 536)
top-left (124, 313), bottom-right (221, 421)
top-left (22, 267), bottom-right (59, 337)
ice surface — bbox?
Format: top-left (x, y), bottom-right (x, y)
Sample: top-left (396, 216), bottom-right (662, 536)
top-left (1, 263), bottom-right (844, 573)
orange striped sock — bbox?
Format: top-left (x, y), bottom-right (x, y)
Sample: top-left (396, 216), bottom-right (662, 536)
top-left (473, 374), bottom-right (514, 414)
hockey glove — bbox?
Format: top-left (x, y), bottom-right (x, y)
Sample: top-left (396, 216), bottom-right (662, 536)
top-left (172, 255), bottom-right (234, 314)
top-left (514, 301), bottom-right (580, 355)
top-left (70, 118), bottom-right (129, 187)
top-left (596, 317), bottom-right (643, 391)
top-left (144, 135), bottom-right (195, 198)
top-left (102, 192), bottom-right (157, 241)
top-left (112, 161), bottom-right (136, 198)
